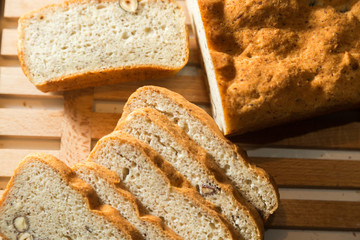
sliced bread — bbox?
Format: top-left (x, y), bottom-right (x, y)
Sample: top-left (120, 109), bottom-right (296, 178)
top-left (0, 153), bottom-right (142, 240)
top-left (73, 161), bottom-right (183, 240)
top-left (116, 107), bottom-right (264, 240)
top-left (88, 131), bottom-right (238, 239)
top-left (121, 86), bottom-right (279, 219)
top-left (18, 0), bottom-right (188, 92)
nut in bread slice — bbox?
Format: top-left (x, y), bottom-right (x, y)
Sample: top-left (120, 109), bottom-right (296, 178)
top-left (0, 153), bottom-right (142, 240)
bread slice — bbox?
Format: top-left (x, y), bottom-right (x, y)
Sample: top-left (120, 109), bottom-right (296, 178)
top-left (18, 0), bottom-right (188, 92)
top-left (88, 131), bottom-right (238, 239)
top-left (0, 153), bottom-right (142, 240)
top-left (73, 161), bottom-right (183, 240)
top-left (186, 0), bottom-right (360, 135)
top-left (121, 86), bottom-right (279, 219)
top-left (116, 107), bottom-right (264, 240)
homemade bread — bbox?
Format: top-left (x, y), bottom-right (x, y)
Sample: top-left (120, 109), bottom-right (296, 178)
top-left (186, 0), bottom-right (360, 134)
top-left (73, 161), bottom-right (183, 240)
top-left (18, 0), bottom-right (188, 92)
top-left (88, 131), bottom-right (238, 239)
top-left (117, 107), bottom-right (263, 240)
top-left (121, 86), bottom-right (279, 219)
top-left (0, 153), bottom-right (142, 240)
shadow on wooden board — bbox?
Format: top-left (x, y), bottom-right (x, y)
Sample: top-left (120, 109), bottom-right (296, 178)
top-left (230, 109), bottom-right (360, 148)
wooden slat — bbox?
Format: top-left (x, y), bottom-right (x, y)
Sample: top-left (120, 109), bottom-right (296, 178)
top-left (4, 0), bottom-right (61, 18)
top-left (268, 199), bottom-right (360, 230)
top-left (252, 157), bottom-right (360, 188)
top-left (232, 110), bottom-right (360, 150)
top-left (0, 108), bottom-right (63, 137)
top-left (0, 177), bottom-right (9, 190)
top-left (91, 112), bottom-right (121, 139)
top-left (0, 67), bottom-right (62, 97)
top-left (94, 75), bottom-right (208, 103)
top-left (1, 29), bottom-right (17, 56)
top-left (60, 89), bottom-right (93, 166)
top-left (0, 149), bottom-right (60, 176)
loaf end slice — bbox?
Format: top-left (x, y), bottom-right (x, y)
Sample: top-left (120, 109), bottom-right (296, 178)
top-left (117, 107), bottom-right (264, 240)
top-left (121, 85), bottom-right (279, 219)
top-left (88, 131), bottom-right (239, 239)
top-left (0, 153), bottom-right (142, 240)
top-left (18, 0), bottom-right (189, 92)
top-left (73, 161), bottom-right (184, 240)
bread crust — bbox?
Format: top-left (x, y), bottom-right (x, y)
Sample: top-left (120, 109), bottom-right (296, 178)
top-left (0, 153), bottom-right (143, 240)
top-left (17, 0), bottom-right (189, 92)
top-left (117, 107), bottom-right (264, 239)
top-left (121, 86), bottom-right (280, 219)
top-left (88, 131), bottom-right (240, 239)
top-left (73, 161), bottom-right (184, 240)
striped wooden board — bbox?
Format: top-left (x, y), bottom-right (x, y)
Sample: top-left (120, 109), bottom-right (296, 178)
top-left (1, 0), bottom-right (360, 239)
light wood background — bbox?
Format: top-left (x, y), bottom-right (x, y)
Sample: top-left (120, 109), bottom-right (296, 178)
top-left (1, 0), bottom-right (360, 239)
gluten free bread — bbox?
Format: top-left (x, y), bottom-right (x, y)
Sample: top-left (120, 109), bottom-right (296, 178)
top-left (121, 86), bottom-right (279, 219)
top-left (18, 0), bottom-right (188, 92)
top-left (88, 131), bottom-right (238, 239)
top-left (0, 153), bottom-right (142, 240)
top-left (73, 162), bottom-right (183, 240)
top-left (116, 107), bottom-right (264, 240)
top-left (187, 0), bottom-right (360, 135)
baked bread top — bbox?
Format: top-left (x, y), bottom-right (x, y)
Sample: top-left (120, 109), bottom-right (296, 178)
top-left (0, 153), bottom-right (142, 240)
top-left (195, 0), bottom-right (360, 134)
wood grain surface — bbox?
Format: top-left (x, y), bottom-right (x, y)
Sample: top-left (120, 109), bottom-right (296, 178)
top-left (1, 0), bottom-right (360, 239)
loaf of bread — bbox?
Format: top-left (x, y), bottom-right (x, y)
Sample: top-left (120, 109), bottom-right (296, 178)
top-left (73, 161), bottom-right (183, 240)
top-left (121, 86), bottom-right (279, 219)
top-left (88, 131), bottom-right (239, 239)
top-left (186, 0), bottom-right (360, 134)
top-left (0, 153), bottom-right (143, 240)
top-left (117, 107), bottom-right (263, 240)
top-left (18, 0), bottom-right (188, 92)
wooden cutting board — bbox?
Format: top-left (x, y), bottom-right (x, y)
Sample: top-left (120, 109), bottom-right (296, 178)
top-left (1, 0), bottom-right (360, 239)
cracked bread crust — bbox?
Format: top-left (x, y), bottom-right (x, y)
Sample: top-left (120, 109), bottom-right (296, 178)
top-left (120, 86), bottom-right (279, 219)
top-left (193, 0), bottom-right (360, 134)
top-left (88, 131), bottom-right (239, 239)
top-left (17, 0), bottom-right (189, 92)
top-left (116, 107), bottom-right (264, 240)
top-left (73, 161), bottom-right (184, 240)
top-left (0, 153), bottom-right (143, 240)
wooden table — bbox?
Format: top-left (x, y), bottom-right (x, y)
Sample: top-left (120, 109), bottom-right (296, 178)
top-left (1, 0), bottom-right (360, 239)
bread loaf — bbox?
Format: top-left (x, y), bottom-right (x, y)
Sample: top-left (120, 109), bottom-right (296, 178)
top-left (18, 0), bottom-right (188, 92)
top-left (88, 131), bottom-right (238, 239)
top-left (0, 153), bottom-right (142, 240)
top-left (121, 86), bottom-right (279, 219)
top-left (186, 0), bottom-right (360, 135)
top-left (117, 107), bottom-right (264, 240)
top-left (73, 162), bottom-right (183, 240)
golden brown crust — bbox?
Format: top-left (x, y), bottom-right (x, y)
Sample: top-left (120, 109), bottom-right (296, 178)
top-left (17, 0), bottom-right (189, 93)
top-left (0, 153), bottom-right (143, 240)
top-left (120, 86), bottom-right (279, 219)
top-left (117, 107), bottom-right (264, 238)
top-left (88, 131), bottom-right (239, 239)
top-left (72, 162), bottom-right (184, 240)
top-left (195, 0), bottom-right (360, 135)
